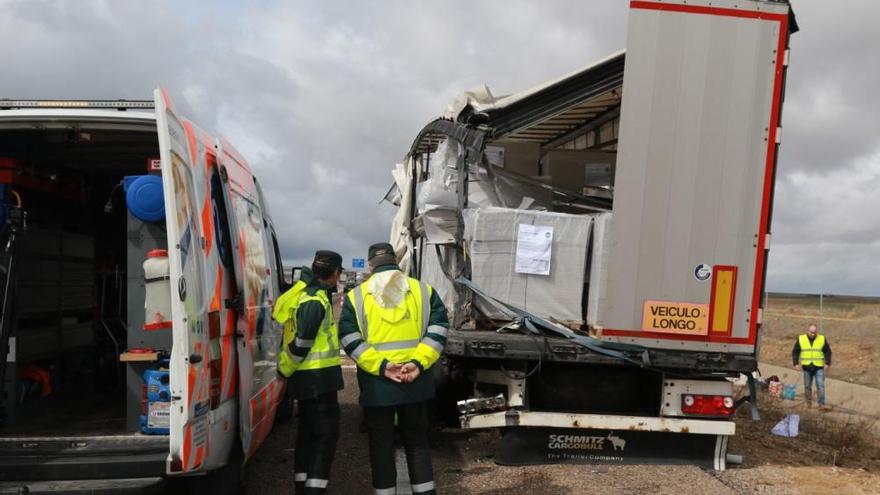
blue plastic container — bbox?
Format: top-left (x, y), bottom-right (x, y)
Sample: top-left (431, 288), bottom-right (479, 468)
top-left (124, 175), bottom-right (165, 223)
top-left (139, 361), bottom-right (171, 435)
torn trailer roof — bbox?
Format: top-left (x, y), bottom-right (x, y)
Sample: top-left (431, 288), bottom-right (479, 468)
top-left (413, 51), bottom-right (625, 156)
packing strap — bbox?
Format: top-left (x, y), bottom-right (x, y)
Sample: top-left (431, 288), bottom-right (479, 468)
top-left (455, 276), bottom-right (651, 368)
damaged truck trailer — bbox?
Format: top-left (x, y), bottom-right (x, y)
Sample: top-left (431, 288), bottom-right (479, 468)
top-left (386, 0), bottom-right (797, 470)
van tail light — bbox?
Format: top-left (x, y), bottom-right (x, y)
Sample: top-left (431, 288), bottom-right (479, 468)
top-left (681, 394), bottom-right (735, 417)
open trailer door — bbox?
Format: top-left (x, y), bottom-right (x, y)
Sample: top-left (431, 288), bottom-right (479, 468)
top-left (216, 137), bottom-right (285, 459)
top-left (154, 88), bottom-right (212, 474)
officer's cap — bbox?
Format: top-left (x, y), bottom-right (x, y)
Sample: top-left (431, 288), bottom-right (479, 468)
top-left (313, 250), bottom-right (343, 270)
top-left (367, 243), bottom-right (397, 268)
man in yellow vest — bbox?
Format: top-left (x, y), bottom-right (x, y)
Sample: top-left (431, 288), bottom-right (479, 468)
top-left (792, 324), bottom-right (832, 408)
top-left (339, 243), bottom-right (449, 495)
top-left (273, 251), bottom-right (344, 494)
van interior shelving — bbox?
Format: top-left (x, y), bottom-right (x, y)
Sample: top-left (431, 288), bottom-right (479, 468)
top-left (0, 126), bottom-right (168, 437)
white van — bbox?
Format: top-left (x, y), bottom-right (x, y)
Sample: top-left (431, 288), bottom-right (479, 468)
top-left (0, 90), bottom-right (289, 493)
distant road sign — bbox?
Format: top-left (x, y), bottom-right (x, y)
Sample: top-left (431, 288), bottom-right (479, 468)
top-left (352, 258), bottom-right (365, 269)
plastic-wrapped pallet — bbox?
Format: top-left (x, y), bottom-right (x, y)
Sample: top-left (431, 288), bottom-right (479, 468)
top-left (464, 207), bottom-right (592, 322)
top-left (587, 211), bottom-right (612, 327)
top-left (419, 244), bottom-right (457, 313)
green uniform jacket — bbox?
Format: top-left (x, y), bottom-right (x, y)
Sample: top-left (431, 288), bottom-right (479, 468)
top-left (287, 267), bottom-right (344, 400)
top-left (339, 264), bottom-right (450, 407)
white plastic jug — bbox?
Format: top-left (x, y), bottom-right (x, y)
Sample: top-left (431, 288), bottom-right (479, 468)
top-left (143, 249), bottom-right (172, 330)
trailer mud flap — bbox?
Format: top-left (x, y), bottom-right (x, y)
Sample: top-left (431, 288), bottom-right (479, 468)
top-left (495, 427), bottom-right (728, 470)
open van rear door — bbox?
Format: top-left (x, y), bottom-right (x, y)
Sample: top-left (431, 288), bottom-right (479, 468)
top-left (216, 138), bottom-right (285, 459)
top-left (154, 88), bottom-right (212, 474)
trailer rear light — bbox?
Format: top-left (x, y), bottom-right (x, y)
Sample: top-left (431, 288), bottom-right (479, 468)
top-left (681, 394), bottom-right (735, 417)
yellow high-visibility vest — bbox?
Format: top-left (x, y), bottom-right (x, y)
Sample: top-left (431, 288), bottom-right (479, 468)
top-left (346, 277), bottom-right (443, 373)
top-left (798, 334), bottom-right (826, 367)
top-left (274, 283), bottom-right (340, 377)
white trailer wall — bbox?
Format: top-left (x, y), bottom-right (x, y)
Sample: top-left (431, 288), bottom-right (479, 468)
top-left (598, 0), bottom-right (789, 349)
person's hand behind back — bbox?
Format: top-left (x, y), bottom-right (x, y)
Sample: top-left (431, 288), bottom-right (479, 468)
top-left (384, 362), bottom-right (404, 383)
top-left (400, 363), bottom-right (420, 383)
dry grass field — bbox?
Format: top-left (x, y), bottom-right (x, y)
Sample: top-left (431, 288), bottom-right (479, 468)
top-left (761, 293), bottom-right (880, 389)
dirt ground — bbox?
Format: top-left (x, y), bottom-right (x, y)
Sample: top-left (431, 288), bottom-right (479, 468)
top-left (246, 369), bottom-right (880, 495)
top-left (246, 293), bottom-right (880, 494)
top-left (761, 294), bottom-right (880, 389)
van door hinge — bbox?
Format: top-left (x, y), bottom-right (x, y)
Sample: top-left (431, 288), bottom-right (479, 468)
top-left (783, 49), bottom-right (790, 67)
top-left (775, 127), bottom-right (783, 144)
top-left (764, 233), bottom-right (771, 250)
top-left (225, 293), bottom-right (244, 312)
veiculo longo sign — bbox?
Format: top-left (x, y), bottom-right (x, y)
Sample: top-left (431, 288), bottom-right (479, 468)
top-left (642, 300), bottom-right (710, 335)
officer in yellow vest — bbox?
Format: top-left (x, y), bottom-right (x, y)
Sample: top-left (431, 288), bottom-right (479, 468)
top-left (792, 324), bottom-right (832, 408)
top-left (273, 251), bottom-right (344, 494)
top-left (339, 243), bottom-right (449, 495)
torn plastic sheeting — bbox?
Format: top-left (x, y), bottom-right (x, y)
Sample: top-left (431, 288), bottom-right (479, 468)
top-left (390, 158), bottom-right (416, 273)
top-left (771, 414), bottom-right (799, 437)
top-left (489, 169), bottom-right (553, 210)
top-left (420, 244), bottom-right (457, 313)
top-left (587, 211), bottom-right (612, 327)
top-left (455, 277), bottom-right (648, 367)
top-left (415, 139), bottom-right (466, 212)
top-left (415, 139), bottom-right (551, 216)
top-left (413, 209), bottom-right (458, 245)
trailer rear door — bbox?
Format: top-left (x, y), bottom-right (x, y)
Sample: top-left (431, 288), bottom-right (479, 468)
top-left (598, 0), bottom-right (794, 354)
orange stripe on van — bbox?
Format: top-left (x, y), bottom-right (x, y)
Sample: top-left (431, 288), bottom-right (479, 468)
top-left (201, 196), bottom-right (213, 254)
top-left (160, 89), bottom-right (175, 111)
top-left (238, 231), bottom-right (246, 273)
top-left (211, 266), bottom-right (223, 312)
top-left (193, 445), bottom-right (204, 469)
top-left (248, 304), bottom-right (257, 341)
top-left (220, 334), bottom-right (233, 401)
top-left (183, 123), bottom-right (199, 166)
top-left (182, 425), bottom-right (192, 471)
top-left (224, 310), bottom-right (236, 337)
top-left (187, 363), bottom-right (196, 405)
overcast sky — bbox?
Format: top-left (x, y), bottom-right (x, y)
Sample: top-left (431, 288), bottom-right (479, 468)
top-left (1, 1), bottom-right (878, 296)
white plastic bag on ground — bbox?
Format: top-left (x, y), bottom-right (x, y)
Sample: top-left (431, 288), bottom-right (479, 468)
top-left (771, 414), bottom-right (800, 437)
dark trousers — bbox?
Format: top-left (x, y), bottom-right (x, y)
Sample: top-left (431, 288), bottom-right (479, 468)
top-left (294, 392), bottom-right (340, 494)
top-left (364, 401), bottom-right (435, 494)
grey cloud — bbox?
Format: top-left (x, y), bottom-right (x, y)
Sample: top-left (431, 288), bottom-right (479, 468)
top-left (768, 1), bottom-right (880, 295)
top-left (1, 0), bottom-right (878, 294)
